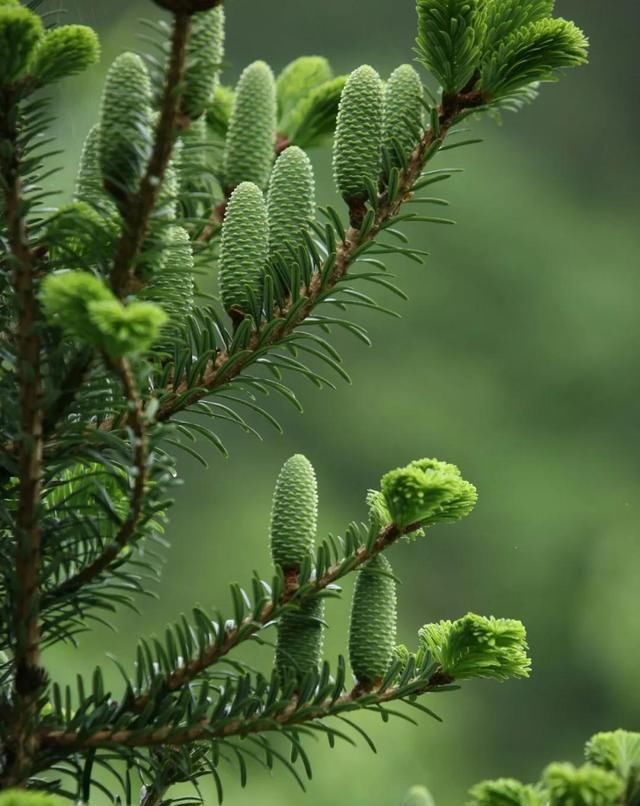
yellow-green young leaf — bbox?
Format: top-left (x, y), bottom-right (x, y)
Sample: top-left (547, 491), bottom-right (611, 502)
top-left (267, 146), bottom-right (315, 270)
top-left (98, 52), bottom-right (153, 200)
top-left (401, 786), bottom-right (436, 806)
top-left (381, 457), bottom-right (477, 529)
top-left (348, 554), bottom-right (397, 685)
top-left (383, 64), bottom-right (424, 168)
top-left (468, 778), bottom-right (545, 806)
top-left (223, 61), bottom-right (276, 192)
top-left (332, 65), bottom-right (383, 203)
top-left (182, 6), bottom-right (225, 120)
top-left (40, 271), bottom-right (114, 344)
top-left (275, 597), bottom-right (324, 685)
top-left (585, 730), bottom-right (640, 786)
top-left (418, 613), bottom-right (531, 681)
top-left (218, 181), bottom-right (268, 315)
top-left (479, 17), bottom-right (589, 100)
top-left (87, 300), bottom-right (167, 358)
top-left (206, 84), bottom-right (234, 140)
top-left (366, 489), bottom-right (392, 532)
top-left (0, 6), bottom-right (43, 83)
top-left (543, 764), bottom-right (624, 806)
top-left (31, 24), bottom-right (100, 84)
top-left (269, 454), bottom-right (318, 573)
top-left (285, 75), bottom-right (347, 149)
top-left (0, 791), bottom-right (66, 806)
top-left (276, 56), bottom-right (332, 132)
top-left (415, 0), bottom-right (481, 95)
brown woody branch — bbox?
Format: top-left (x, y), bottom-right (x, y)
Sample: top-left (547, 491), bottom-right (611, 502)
top-left (0, 87), bottom-right (46, 785)
top-left (110, 12), bottom-right (192, 298)
top-left (39, 670), bottom-right (450, 751)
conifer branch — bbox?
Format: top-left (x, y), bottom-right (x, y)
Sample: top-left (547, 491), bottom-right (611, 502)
top-left (42, 357), bottom-right (149, 603)
top-left (130, 518), bottom-right (420, 710)
top-left (110, 12), bottom-right (192, 298)
top-left (39, 670), bottom-right (451, 751)
top-left (153, 99), bottom-right (465, 423)
top-left (0, 85), bottom-right (46, 785)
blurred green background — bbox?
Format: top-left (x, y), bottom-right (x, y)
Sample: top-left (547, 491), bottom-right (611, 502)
top-left (41, 0), bottom-right (639, 803)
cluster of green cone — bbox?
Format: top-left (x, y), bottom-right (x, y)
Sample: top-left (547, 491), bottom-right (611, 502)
top-left (269, 454), bottom-right (529, 690)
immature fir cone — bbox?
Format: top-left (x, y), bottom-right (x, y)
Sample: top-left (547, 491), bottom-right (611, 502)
top-left (402, 786), bottom-right (436, 806)
top-left (383, 64), bottom-right (424, 168)
top-left (267, 146), bottom-right (315, 269)
top-left (98, 52), bottom-right (153, 201)
top-left (349, 553), bottom-right (397, 686)
top-left (269, 454), bottom-right (318, 573)
top-left (143, 226), bottom-right (195, 333)
top-left (223, 60), bottom-right (276, 192)
top-left (75, 125), bottom-right (104, 205)
top-left (332, 65), bottom-right (383, 204)
top-left (275, 597), bottom-right (325, 685)
top-left (218, 181), bottom-right (268, 316)
top-left (181, 6), bottom-right (224, 120)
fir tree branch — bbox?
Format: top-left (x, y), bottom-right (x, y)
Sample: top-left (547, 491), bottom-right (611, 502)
top-left (154, 98), bottom-right (469, 422)
top-left (38, 669), bottom-right (451, 751)
top-left (0, 85), bottom-right (46, 785)
top-left (41, 357), bottom-right (149, 603)
top-left (130, 518), bottom-right (420, 710)
top-left (110, 12), bottom-right (192, 298)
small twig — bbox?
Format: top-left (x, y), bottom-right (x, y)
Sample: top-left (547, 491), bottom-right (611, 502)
top-left (39, 670), bottom-right (451, 751)
top-left (0, 86), bottom-right (46, 785)
top-left (41, 357), bottom-right (149, 604)
top-left (110, 12), bottom-right (192, 298)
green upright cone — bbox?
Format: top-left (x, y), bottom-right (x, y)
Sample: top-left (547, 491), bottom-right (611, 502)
top-left (223, 60), bottom-right (277, 192)
top-left (349, 553), bottom-right (397, 686)
top-left (267, 145), bottom-right (315, 287)
top-left (98, 52), bottom-right (153, 204)
top-left (218, 181), bottom-right (268, 317)
top-left (275, 596), bottom-right (324, 686)
top-left (269, 454), bottom-right (318, 573)
top-left (332, 64), bottom-right (383, 206)
top-left (383, 64), bottom-right (424, 169)
top-left (182, 6), bottom-right (225, 120)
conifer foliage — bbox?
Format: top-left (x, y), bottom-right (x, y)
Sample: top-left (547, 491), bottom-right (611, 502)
top-left (0, 0), bottom-right (588, 802)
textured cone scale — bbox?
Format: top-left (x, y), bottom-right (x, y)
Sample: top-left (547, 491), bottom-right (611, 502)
top-left (182, 6), bottom-right (224, 120)
top-left (218, 181), bottom-right (268, 316)
top-left (349, 553), bottom-right (397, 685)
top-left (269, 454), bottom-right (318, 573)
top-left (332, 64), bottom-right (383, 204)
top-left (98, 52), bottom-right (153, 202)
top-left (383, 64), bottom-right (424, 169)
top-left (223, 61), bottom-right (277, 192)
top-left (275, 596), bottom-right (324, 685)
top-left (267, 146), bottom-right (315, 276)
top-left (143, 226), bottom-right (195, 346)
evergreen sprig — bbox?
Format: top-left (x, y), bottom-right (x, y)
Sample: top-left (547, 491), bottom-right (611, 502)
top-left (0, 0), bottom-right (590, 801)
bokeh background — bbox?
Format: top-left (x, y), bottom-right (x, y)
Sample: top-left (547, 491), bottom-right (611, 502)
top-left (41, 0), bottom-right (639, 803)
